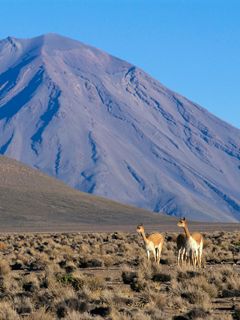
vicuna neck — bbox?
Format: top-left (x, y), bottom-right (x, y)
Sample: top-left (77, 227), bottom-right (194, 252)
top-left (183, 224), bottom-right (191, 239)
top-left (140, 231), bottom-right (148, 244)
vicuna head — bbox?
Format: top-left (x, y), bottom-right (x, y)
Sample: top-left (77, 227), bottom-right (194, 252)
top-left (136, 224), bottom-right (144, 234)
top-left (177, 217), bottom-right (187, 228)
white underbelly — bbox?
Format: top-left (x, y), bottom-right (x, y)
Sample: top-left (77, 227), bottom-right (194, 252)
top-left (186, 238), bottom-right (199, 254)
top-left (146, 243), bottom-right (155, 251)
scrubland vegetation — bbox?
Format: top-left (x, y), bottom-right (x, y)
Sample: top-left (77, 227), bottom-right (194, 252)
top-left (0, 231), bottom-right (239, 319)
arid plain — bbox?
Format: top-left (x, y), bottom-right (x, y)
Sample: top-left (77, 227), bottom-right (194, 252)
top-left (0, 156), bottom-right (240, 319)
top-left (0, 230), bottom-right (239, 320)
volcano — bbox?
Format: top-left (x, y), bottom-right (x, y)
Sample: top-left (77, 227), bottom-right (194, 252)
top-left (0, 33), bottom-right (240, 221)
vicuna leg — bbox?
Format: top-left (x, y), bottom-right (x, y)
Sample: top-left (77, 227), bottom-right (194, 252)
top-left (155, 248), bottom-right (158, 263)
top-left (181, 248), bottom-right (187, 266)
top-left (190, 250), bottom-right (195, 267)
top-left (177, 249), bottom-right (181, 266)
top-left (157, 244), bottom-right (162, 264)
top-left (198, 245), bottom-right (203, 268)
top-left (193, 251), bottom-right (198, 268)
top-left (185, 250), bottom-right (191, 266)
top-left (147, 250), bottom-right (150, 261)
top-left (153, 248), bottom-right (158, 262)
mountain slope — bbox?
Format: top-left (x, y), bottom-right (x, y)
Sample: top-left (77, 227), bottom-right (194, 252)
top-left (0, 33), bottom-right (240, 222)
top-left (0, 155), bottom-right (176, 231)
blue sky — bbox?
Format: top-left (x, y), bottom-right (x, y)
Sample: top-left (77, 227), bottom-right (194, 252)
top-left (0, 0), bottom-right (239, 128)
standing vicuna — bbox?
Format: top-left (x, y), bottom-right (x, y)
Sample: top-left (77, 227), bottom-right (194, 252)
top-left (177, 218), bottom-right (203, 268)
top-left (136, 224), bottom-right (164, 264)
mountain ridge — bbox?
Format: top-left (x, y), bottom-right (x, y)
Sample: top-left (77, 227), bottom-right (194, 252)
top-left (0, 33), bottom-right (240, 222)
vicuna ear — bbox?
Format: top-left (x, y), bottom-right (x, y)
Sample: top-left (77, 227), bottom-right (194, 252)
top-left (183, 217), bottom-right (186, 221)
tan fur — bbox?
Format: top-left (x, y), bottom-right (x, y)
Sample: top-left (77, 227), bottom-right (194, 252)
top-left (136, 224), bottom-right (164, 264)
top-left (191, 232), bottom-right (203, 245)
top-left (148, 233), bottom-right (164, 246)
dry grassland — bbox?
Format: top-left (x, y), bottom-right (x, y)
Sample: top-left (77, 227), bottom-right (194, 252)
top-left (0, 231), bottom-right (239, 320)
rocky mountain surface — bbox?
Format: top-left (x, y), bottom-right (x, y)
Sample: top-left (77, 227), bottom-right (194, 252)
top-left (0, 33), bottom-right (240, 221)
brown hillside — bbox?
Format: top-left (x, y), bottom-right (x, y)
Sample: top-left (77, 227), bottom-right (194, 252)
top-left (0, 156), bottom-right (176, 232)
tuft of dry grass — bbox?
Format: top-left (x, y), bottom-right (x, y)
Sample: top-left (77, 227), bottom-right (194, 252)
top-left (24, 308), bottom-right (54, 320)
top-left (0, 260), bottom-right (10, 276)
top-left (0, 302), bottom-right (20, 320)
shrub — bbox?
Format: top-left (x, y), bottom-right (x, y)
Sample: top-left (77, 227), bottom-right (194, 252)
top-left (152, 273), bottom-right (171, 282)
top-left (90, 306), bottom-right (111, 317)
top-left (122, 271), bottom-right (137, 284)
top-left (0, 260), bottom-right (10, 275)
top-left (186, 307), bottom-right (209, 319)
top-left (56, 272), bottom-right (84, 290)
